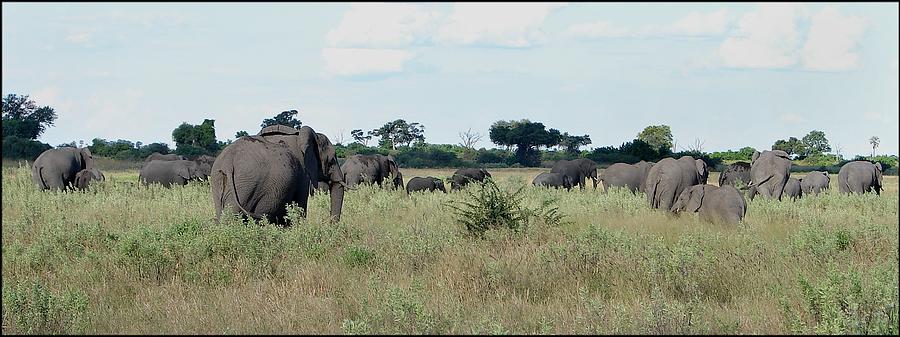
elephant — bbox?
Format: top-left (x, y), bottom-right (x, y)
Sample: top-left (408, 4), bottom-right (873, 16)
top-left (450, 168), bottom-right (492, 190)
top-left (645, 156), bottom-right (709, 211)
top-left (145, 152), bottom-right (185, 162)
top-left (211, 125), bottom-right (345, 224)
top-left (838, 161), bottom-right (883, 195)
top-left (746, 150), bottom-right (792, 201)
top-left (139, 160), bottom-right (204, 188)
top-left (718, 162), bottom-right (751, 188)
top-left (550, 158), bottom-right (599, 190)
top-left (193, 155), bottom-right (216, 180)
top-left (31, 147), bottom-right (96, 191)
top-left (341, 154), bottom-right (403, 189)
top-left (783, 177), bottom-right (802, 200)
top-left (74, 169), bottom-right (99, 191)
top-left (800, 171), bottom-right (830, 196)
top-left (671, 185), bottom-right (747, 224)
top-left (406, 176), bottom-right (447, 193)
top-left (599, 160), bottom-right (655, 194)
top-left (532, 172), bottom-right (573, 190)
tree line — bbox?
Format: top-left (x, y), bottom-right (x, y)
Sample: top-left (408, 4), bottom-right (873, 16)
top-left (2, 93), bottom-right (897, 173)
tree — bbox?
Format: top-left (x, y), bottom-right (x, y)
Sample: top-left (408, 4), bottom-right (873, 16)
top-left (559, 132), bottom-right (591, 154)
top-left (260, 109), bottom-right (302, 129)
top-left (2, 94), bottom-right (58, 140)
top-left (458, 128), bottom-right (483, 150)
top-left (172, 119), bottom-right (219, 156)
top-left (800, 130), bottom-right (831, 157)
top-left (772, 137), bottom-right (805, 159)
top-left (351, 129), bottom-right (372, 146)
top-left (869, 136), bottom-right (880, 158)
top-left (235, 130), bottom-right (249, 138)
top-left (489, 119), bottom-right (561, 167)
top-left (370, 119), bottom-right (426, 150)
top-left (637, 125), bottom-right (674, 153)
top-left (685, 138), bottom-right (704, 153)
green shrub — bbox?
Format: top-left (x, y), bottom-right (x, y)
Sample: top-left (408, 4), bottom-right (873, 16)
top-left (1, 281), bottom-right (89, 334)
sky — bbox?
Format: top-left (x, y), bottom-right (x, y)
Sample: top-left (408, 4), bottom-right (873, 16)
top-left (2, 2), bottom-right (898, 157)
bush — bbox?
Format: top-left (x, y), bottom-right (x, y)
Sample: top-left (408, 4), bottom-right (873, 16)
top-left (446, 178), bottom-right (564, 238)
top-left (2, 136), bottom-right (52, 160)
top-left (395, 144), bottom-right (469, 168)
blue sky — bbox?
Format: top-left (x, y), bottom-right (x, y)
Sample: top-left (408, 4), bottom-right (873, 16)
top-left (3, 2), bottom-right (898, 157)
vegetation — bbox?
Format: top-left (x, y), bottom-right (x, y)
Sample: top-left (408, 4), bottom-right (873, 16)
top-left (636, 125), bottom-right (674, 153)
top-left (1, 94), bottom-right (56, 160)
top-left (2, 164), bottom-right (896, 334)
top-left (171, 119), bottom-right (220, 157)
top-left (260, 109), bottom-right (303, 129)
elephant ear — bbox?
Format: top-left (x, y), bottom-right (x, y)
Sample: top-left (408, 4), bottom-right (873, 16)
top-left (297, 127), bottom-right (322, 185)
top-left (258, 125), bottom-right (300, 136)
top-left (315, 133), bottom-right (341, 183)
top-left (751, 151), bottom-right (761, 163)
top-left (772, 150), bottom-right (790, 159)
top-left (875, 162), bottom-right (883, 172)
top-left (80, 148), bottom-right (95, 171)
top-left (686, 186), bottom-right (705, 212)
top-left (695, 159), bottom-right (707, 176)
top-left (175, 165), bottom-right (191, 180)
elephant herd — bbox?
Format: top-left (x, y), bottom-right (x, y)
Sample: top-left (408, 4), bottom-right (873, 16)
top-left (30, 126), bottom-right (887, 226)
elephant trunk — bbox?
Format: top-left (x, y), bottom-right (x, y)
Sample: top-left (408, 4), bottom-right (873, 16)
top-left (329, 181), bottom-right (344, 222)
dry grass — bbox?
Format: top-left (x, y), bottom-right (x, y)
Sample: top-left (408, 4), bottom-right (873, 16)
top-left (2, 163), bottom-right (898, 334)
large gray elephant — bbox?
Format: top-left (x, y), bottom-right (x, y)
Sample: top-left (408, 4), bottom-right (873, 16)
top-left (718, 162), bottom-right (751, 187)
top-left (599, 160), bottom-right (654, 194)
top-left (193, 155), bottom-right (216, 180)
top-left (671, 185), bottom-right (747, 224)
top-left (838, 161), bottom-right (883, 195)
top-left (139, 160), bottom-right (204, 188)
top-left (211, 125), bottom-right (345, 224)
top-left (645, 156), bottom-right (709, 211)
top-left (31, 147), bottom-right (96, 191)
top-left (341, 154), bottom-right (403, 189)
top-left (746, 150), bottom-right (792, 201)
top-left (532, 172), bottom-right (573, 190)
top-left (406, 176), bottom-right (447, 193)
top-left (550, 158), bottom-right (599, 190)
top-left (145, 152), bottom-right (185, 162)
top-left (450, 168), bottom-right (492, 190)
top-left (800, 171), bottom-right (830, 196)
top-left (783, 177), bottom-right (802, 200)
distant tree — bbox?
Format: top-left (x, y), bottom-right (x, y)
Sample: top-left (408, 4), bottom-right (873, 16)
top-left (260, 109), bottom-right (302, 129)
top-left (800, 130), bottom-right (830, 157)
top-left (559, 132), bottom-right (591, 154)
top-left (772, 137), bottom-right (805, 159)
top-left (637, 125), bottom-right (674, 153)
top-left (2, 94), bottom-right (58, 140)
top-left (351, 129), bottom-right (372, 146)
top-left (56, 141), bottom-right (77, 148)
top-left (370, 119), bottom-right (425, 150)
top-left (489, 119), bottom-right (561, 167)
top-left (869, 136), bottom-right (880, 158)
top-left (172, 119), bottom-right (219, 156)
top-left (235, 130), bottom-right (250, 138)
top-left (458, 128), bottom-right (483, 150)
top-left (685, 138), bottom-right (704, 153)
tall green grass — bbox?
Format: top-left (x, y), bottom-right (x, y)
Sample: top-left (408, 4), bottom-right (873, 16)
top-left (2, 163), bottom-right (897, 334)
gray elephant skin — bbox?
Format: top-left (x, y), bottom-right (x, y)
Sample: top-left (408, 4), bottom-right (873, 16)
top-left (783, 177), bottom-right (802, 200)
top-left (32, 147), bottom-right (96, 191)
top-left (211, 125), bottom-right (345, 224)
top-left (645, 156), bottom-right (709, 211)
top-left (838, 161), bottom-right (883, 195)
top-left (800, 171), bottom-right (830, 196)
top-left (450, 168), bottom-right (492, 190)
top-left (341, 154), bottom-right (403, 189)
top-left (718, 162), bottom-right (751, 187)
top-left (192, 155), bottom-right (216, 180)
top-left (550, 158), bottom-right (599, 190)
top-left (532, 172), bottom-right (573, 190)
top-left (671, 185), bottom-right (747, 224)
top-left (599, 160), bottom-right (654, 194)
top-left (139, 160), bottom-right (204, 188)
top-left (145, 152), bottom-right (185, 162)
top-left (747, 150), bottom-right (792, 201)
top-left (406, 176), bottom-right (447, 193)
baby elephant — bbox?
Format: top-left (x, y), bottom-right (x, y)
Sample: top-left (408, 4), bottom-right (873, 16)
top-left (406, 176), bottom-right (446, 194)
top-left (800, 171), bottom-right (830, 196)
top-left (783, 177), bottom-right (802, 200)
top-left (74, 169), bottom-right (97, 191)
top-left (532, 172), bottom-right (573, 190)
top-left (671, 185), bottom-right (747, 224)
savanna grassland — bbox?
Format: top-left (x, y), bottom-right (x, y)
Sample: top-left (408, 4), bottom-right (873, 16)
top-left (2, 162), bottom-right (898, 334)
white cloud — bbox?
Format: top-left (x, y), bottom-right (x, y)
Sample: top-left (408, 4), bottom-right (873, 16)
top-left (800, 6), bottom-right (867, 71)
top-left (565, 21), bottom-right (639, 38)
top-left (565, 9), bottom-right (730, 39)
top-left (325, 3), bottom-right (441, 48)
top-left (435, 3), bottom-right (567, 48)
top-left (778, 112), bottom-right (806, 124)
top-left (321, 48), bottom-right (416, 77)
top-left (718, 3), bottom-right (807, 69)
top-left (665, 9), bottom-right (729, 36)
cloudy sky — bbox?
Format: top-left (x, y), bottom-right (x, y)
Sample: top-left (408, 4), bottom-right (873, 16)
top-left (3, 2), bottom-right (898, 157)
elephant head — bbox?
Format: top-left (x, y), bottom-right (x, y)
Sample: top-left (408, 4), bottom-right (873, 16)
top-left (78, 147), bottom-right (95, 172)
top-left (695, 159), bottom-right (709, 184)
top-left (671, 185), bottom-right (705, 213)
top-left (875, 163), bottom-right (884, 189)
top-left (313, 132), bottom-right (345, 220)
top-left (384, 155), bottom-right (403, 188)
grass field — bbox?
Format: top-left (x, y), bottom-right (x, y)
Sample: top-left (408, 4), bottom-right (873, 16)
top-left (2, 163), bottom-right (898, 334)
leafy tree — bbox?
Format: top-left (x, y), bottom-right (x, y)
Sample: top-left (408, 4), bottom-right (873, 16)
top-left (559, 132), bottom-right (591, 154)
top-left (489, 119), bottom-right (561, 167)
top-left (260, 109), bottom-right (302, 129)
top-left (370, 119), bottom-right (425, 150)
top-left (800, 130), bottom-right (831, 157)
top-left (2, 94), bottom-right (58, 140)
top-left (172, 119), bottom-right (219, 156)
top-left (235, 130), bottom-right (250, 138)
top-left (772, 137), bottom-right (805, 159)
top-left (351, 129), bottom-right (372, 146)
top-left (637, 125), bottom-right (674, 153)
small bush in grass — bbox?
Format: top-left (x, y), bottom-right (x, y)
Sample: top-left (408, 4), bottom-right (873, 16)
top-left (446, 178), bottom-right (565, 238)
top-left (1, 281), bottom-right (89, 334)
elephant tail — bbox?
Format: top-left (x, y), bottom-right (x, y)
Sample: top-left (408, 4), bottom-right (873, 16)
top-left (221, 163), bottom-right (262, 221)
top-left (36, 166), bottom-right (49, 190)
top-left (647, 179), bottom-right (661, 208)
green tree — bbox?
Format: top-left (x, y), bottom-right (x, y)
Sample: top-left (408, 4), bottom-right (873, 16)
top-left (489, 119), bottom-right (561, 167)
top-left (637, 125), bottom-right (674, 153)
top-left (2, 94), bottom-right (58, 140)
top-left (172, 119), bottom-right (219, 156)
top-left (800, 130), bottom-right (831, 157)
top-left (559, 132), bottom-right (591, 154)
top-left (235, 130), bottom-right (249, 138)
top-left (351, 129), bottom-right (372, 146)
top-left (260, 109), bottom-right (302, 129)
top-left (370, 119), bottom-right (425, 150)
top-left (772, 137), bottom-right (805, 159)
